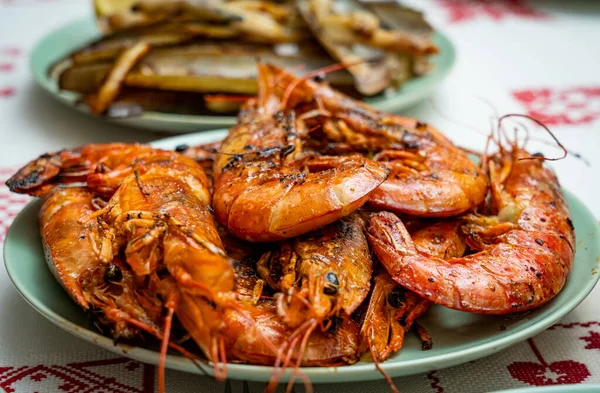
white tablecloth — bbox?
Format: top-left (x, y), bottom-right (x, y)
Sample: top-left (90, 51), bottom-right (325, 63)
top-left (1, 1), bottom-right (599, 392)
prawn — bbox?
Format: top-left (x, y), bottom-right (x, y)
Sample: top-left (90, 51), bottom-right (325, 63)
top-left (360, 219), bottom-right (466, 362)
top-left (88, 150), bottom-right (238, 381)
top-left (23, 145), bottom-right (236, 390)
top-left (224, 256), bottom-right (360, 393)
top-left (366, 144), bottom-right (575, 314)
top-left (39, 186), bottom-right (209, 388)
top-left (224, 257), bottom-right (360, 368)
top-left (6, 143), bottom-right (157, 198)
top-left (40, 186), bottom-right (163, 339)
top-left (212, 62), bottom-right (389, 242)
top-left (257, 212), bottom-right (372, 329)
top-left (266, 63), bottom-right (488, 217)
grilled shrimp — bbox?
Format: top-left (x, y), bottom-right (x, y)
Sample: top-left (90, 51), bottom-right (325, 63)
top-left (360, 220), bottom-right (466, 362)
top-left (224, 257), bottom-right (360, 369)
top-left (90, 150), bottom-right (237, 366)
top-left (40, 186), bottom-right (162, 338)
top-left (257, 212), bottom-right (372, 328)
top-left (226, 301), bottom-right (360, 366)
top-left (360, 274), bottom-right (430, 362)
top-left (40, 148), bottom-right (238, 392)
top-left (367, 146), bottom-right (575, 314)
top-left (6, 144), bottom-right (156, 197)
top-left (212, 63), bottom-right (389, 242)
top-left (266, 63), bottom-right (488, 217)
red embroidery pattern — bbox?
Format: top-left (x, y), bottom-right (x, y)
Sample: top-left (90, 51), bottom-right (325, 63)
top-left (549, 321), bottom-right (600, 330)
top-left (0, 168), bottom-right (31, 241)
top-left (0, 64), bottom-right (15, 72)
top-left (513, 87), bottom-right (600, 126)
top-left (0, 358), bottom-right (154, 393)
top-left (0, 46), bottom-right (21, 97)
top-left (437, 0), bottom-right (546, 23)
top-left (507, 338), bottom-right (591, 386)
top-left (580, 331), bottom-right (600, 350)
top-left (1, 47), bottom-right (21, 56)
top-left (426, 370), bottom-right (444, 393)
top-left (0, 87), bottom-right (15, 98)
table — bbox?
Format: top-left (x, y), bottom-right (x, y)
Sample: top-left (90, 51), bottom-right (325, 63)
top-left (1, 1), bottom-right (599, 392)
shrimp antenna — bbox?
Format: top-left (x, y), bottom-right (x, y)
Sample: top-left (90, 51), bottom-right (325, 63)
top-left (428, 97), bottom-right (583, 160)
top-left (266, 336), bottom-right (299, 393)
top-left (266, 318), bottom-right (316, 393)
top-left (286, 63), bottom-right (307, 74)
top-left (280, 60), bottom-right (369, 109)
top-left (367, 326), bottom-right (400, 393)
top-left (497, 114), bottom-right (568, 161)
top-left (111, 311), bottom-right (211, 378)
top-left (428, 96), bottom-right (489, 139)
top-left (285, 319), bottom-right (318, 393)
top-left (159, 306), bottom-right (175, 393)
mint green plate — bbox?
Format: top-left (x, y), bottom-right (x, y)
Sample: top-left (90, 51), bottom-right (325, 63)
top-left (30, 18), bottom-right (456, 133)
top-left (490, 385), bottom-right (600, 393)
top-left (4, 130), bottom-right (600, 383)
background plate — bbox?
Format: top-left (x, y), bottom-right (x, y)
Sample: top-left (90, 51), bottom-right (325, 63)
top-left (30, 18), bottom-right (456, 133)
top-left (4, 130), bottom-right (600, 383)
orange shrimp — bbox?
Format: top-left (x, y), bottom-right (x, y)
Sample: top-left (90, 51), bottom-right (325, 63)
top-left (220, 255), bottom-right (359, 393)
top-left (40, 186), bottom-right (163, 339)
top-left (39, 185), bottom-right (212, 393)
top-left (225, 301), bottom-right (360, 366)
top-left (366, 145), bottom-right (575, 314)
top-left (212, 63), bottom-right (389, 242)
top-left (21, 144), bottom-right (235, 389)
top-left (6, 144), bottom-right (156, 198)
top-left (360, 219), bottom-right (466, 362)
top-left (265, 63), bottom-right (488, 217)
top-left (257, 212), bottom-right (372, 329)
top-left (88, 150), bottom-right (237, 381)
top-left (224, 257), bottom-right (360, 368)
top-left (360, 274), bottom-right (430, 361)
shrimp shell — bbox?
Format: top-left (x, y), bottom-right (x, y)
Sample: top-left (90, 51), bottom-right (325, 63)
top-left (212, 63), bottom-right (388, 242)
top-left (40, 187), bottom-right (162, 338)
top-left (265, 63), bottom-right (488, 217)
top-left (367, 148), bottom-right (575, 314)
top-left (258, 212), bottom-right (372, 327)
top-left (360, 219), bottom-right (466, 361)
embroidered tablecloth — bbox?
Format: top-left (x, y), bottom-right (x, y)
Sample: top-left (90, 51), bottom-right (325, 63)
top-left (1, 1), bottom-right (599, 392)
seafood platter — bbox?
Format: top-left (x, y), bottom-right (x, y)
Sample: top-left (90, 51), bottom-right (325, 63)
top-left (6, 61), bottom-right (599, 393)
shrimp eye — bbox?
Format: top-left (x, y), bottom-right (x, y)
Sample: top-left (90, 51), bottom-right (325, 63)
top-left (398, 316), bottom-right (407, 327)
top-left (312, 73), bottom-right (326, 83)
top-left (327, 316), bottom-right (343, 334)
top-left (323, 272), bottom-right (339, 295)
top-left (388, 288), bottom-right (405, 308)
top-left (325, 272), bottom-right (339, 286)
top-left (104, 264), bottom-right (123, 283)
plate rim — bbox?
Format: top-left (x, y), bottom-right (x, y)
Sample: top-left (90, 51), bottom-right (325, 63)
top-left (29, 17), bottom-right (456, 132)
top-left (4, 190), bottom-right (599, 382)
top-left (4, 132), bottom-right (600, 382)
